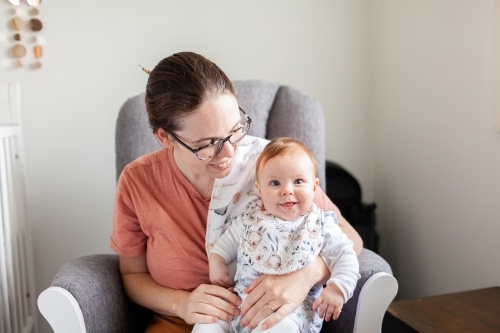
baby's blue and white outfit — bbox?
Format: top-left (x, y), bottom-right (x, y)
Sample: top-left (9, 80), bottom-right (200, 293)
top-left (191, 136), bottom-right (359, 333)
top-left (206, 199), bottom-right (360, 333)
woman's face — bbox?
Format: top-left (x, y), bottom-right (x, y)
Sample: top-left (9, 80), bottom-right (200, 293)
top-left (157, 93), bottom-right (242, 181)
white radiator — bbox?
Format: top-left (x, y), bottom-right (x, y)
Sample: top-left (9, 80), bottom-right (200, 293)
top-left (0, 82), bottom-right (37, 333)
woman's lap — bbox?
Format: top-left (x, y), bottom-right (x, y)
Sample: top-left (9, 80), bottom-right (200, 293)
top-left (192, 316), bottom-right (300, 333)
top-left (145, 314), bottom-right (193, 333)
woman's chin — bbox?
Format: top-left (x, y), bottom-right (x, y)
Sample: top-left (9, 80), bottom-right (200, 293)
top-left (210, 164), bottom-right (233, 178)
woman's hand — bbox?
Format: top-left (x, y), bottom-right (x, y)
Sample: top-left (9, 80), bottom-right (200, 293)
top-left (120, 254), bottom-right (240, 325)
top-left (174, 284), bottom-right (241, 325)
top-left (239, 256), bottom-right (329, 330)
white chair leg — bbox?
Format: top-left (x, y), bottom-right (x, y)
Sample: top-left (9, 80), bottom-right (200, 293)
top-left (353, 272), bottom-right (398, 333)
top-left (38, 287), bottom-right (87, 333)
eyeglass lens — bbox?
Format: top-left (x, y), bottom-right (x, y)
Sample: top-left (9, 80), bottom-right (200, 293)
top-left (196, 122), bottom-right (250, 159)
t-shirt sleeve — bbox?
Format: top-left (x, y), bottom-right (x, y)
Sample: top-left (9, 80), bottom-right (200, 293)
top-left (313, 187), bottom-right (342, 219)
top-left (110, 171), bottom-right (147, 257)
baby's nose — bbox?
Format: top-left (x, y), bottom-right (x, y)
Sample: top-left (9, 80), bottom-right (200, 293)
top-left (281, 185), bottom-right (294, 196)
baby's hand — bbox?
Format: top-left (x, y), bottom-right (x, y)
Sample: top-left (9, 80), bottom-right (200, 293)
top-left (209, 258), bottom-right (234, 288)
top-left (312, 283), bottom-right (345, 321)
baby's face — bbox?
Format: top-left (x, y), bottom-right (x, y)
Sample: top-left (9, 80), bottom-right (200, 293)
top-left (255, 151), bottom-right (319, 221)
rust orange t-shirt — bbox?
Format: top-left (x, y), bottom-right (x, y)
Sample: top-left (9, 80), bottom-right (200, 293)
top-left (110, 147), bottom-right (338, 291)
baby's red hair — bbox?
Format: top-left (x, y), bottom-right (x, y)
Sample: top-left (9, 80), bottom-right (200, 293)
top-left (256, 137), bottom-right (317, 180)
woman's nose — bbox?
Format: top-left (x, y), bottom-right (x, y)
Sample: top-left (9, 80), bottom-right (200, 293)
top-left (216, 140), bottom-right (235, 158)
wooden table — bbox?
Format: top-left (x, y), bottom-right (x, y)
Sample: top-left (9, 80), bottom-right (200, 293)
top-left (382, 286), bottom-right (500, 332)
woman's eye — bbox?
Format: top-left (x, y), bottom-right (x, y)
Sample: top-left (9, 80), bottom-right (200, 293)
top-left (294, 179), bottom-right (304, 184)
top-left (195, 143), bottom-right (209, 149)
top-left (197, 139), bottom-right (216, 148)
top-left (270, 180), bottom-right (280, 186)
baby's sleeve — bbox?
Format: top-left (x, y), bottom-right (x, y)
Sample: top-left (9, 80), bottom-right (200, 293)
top-left (320, 212), bottom-right (360, 302)
top-left (210, 217), bottom-right (241, 264)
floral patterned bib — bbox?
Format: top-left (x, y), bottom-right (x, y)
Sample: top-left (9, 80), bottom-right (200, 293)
top-left (238, 200), bottom-right (325, 275)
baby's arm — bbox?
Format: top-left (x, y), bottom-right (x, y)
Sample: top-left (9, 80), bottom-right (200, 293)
top-left (209, 253), bottom-right (234, 288)
top-left (209, 218), bottom-right (241, 288)
top-left (313, 281), bottom-right (345, 321)
top-left (313, 212), bottom-right (360, 321)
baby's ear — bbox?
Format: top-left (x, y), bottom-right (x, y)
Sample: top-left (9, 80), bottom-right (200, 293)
top-left (255, 181), bottom-right (261, 194)
top-left (314, 178), bottom-right (319, 191)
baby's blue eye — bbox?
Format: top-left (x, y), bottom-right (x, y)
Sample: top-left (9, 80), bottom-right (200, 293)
top-left (270, 180), bottom-right (280, 186)
top-left (294, 179), bottom-right (304, 184)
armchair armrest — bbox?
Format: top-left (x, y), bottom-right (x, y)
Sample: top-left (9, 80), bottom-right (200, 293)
top-left (38, 254), bottom-right (152, 333)
top-left (39, 251), bottom-right (396, 333)
top-left (321, 248), bottom-right (397, 333)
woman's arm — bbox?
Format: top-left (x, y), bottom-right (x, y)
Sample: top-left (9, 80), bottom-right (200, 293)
top-left (337, 214), bottom-right (363, 256)
top-left (314, 187), bottom-right (363, 255)
top-left (119, 254), bottom-right (241, 325)
top-left (239, 255), bottom-right (329, 330)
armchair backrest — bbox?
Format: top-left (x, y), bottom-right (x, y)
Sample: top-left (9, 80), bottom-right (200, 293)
top-left (115, 80), bottom-right (326, 189)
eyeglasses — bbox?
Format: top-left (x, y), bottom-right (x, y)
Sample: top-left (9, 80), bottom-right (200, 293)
top-left (166, 107), bottom-right (252, 160)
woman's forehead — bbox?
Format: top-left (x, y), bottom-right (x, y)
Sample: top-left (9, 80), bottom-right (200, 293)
top-left (176, 94), bottom-right (240, 139)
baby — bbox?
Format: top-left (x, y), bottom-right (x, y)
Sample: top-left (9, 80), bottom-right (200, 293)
top-left (193, 137), bottom-right (360, 333)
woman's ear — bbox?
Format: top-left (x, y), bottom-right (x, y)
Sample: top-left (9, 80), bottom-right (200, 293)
top-left (155, 128), bottom-right (173, 148)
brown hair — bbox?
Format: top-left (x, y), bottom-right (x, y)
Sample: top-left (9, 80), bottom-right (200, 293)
top-left (256, 137), bottom-right (317, 179)
top-left (145, 52), bottom-right (235, 133)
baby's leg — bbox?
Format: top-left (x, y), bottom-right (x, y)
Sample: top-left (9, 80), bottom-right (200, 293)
top-left (192, 320), bottom-right (230, 333)
top-left (252, 316), bottom-right (300, 333)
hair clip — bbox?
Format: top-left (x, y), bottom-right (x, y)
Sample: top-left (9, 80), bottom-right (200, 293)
top-left (138, 65), bottom-right (151, 74)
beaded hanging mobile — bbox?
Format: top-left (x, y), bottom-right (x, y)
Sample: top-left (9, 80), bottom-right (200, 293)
top-left (8, 0), bottom-right (44, 69)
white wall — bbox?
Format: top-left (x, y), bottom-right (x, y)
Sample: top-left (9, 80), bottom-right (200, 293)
top-left (369, 0), bottom-right (500, 299)
top-left (0, 1), bottom-right (371, 332)
top-left (2, 0), bottom-right (499, 332)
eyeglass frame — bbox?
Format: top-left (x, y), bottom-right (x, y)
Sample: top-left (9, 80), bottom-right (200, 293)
top-left (165, 107), bottom-right (252, 160)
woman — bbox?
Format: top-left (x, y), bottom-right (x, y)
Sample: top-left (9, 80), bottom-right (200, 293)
top-left (110, 52), bottom-right (363, 333)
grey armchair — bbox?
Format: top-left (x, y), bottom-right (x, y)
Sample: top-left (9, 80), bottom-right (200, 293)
top-left (38, 80), bottom-right (397, 333)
